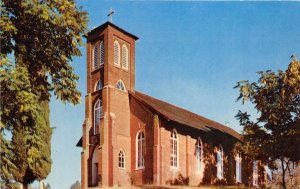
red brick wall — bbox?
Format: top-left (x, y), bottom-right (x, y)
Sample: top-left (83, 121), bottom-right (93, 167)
top-left (82, 23), bottom-right (263, 188)
top-left (106, 25), bottom-right (136, 92)
top-left (111, 89), bottom-right (131, 186)
top-left (130, 96), bottom-right (154, 185)
top-left (83, 23), bottom-right (138, 187)
top-left (160, 121), bottom-right (238, 186)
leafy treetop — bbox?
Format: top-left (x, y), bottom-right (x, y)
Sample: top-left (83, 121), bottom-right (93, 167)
top-left (235, 56), bottom-right (300, 188)
top-left (0, 0), bottom-right (88, 104)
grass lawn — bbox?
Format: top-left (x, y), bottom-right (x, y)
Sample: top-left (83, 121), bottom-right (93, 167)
top-left (142, 185), bottom-right (256, 189)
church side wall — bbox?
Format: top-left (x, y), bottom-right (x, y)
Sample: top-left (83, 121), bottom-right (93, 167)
top-left (187, 136), bottom-right (204, 186)
top-left (130, 97), bottom-right (154, 185)
top-left (160, 122), bottom-right (189, 185)
top-left (160, 121), bottom-right (241, 186)
top-left (110, 89), bottom-right (131, 186)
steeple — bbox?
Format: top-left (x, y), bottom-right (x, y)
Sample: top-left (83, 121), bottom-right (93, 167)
top-left (81, 21), bottom-right (138, 187)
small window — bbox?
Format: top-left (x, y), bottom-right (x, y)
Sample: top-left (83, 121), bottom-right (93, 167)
top-left (121, 44), bottom-right (128, 70)
top-left (114, 40), bottom-right (120, 66)
top-left (170, 130), bottom-right (178, 168)
top-left (236, 154), bottom-right (242, 183)
top-left (136, 131), bottom-right (145, 169)
top-left (116, 80), bottom-right (126, 92)
top-left (93, 99), bottom-right (102, 134)
top-left (94, 80), bottom-right (102, 91)
top-left (93, 43), bottom-right (100, 70)
top-left (100, 41), bottom-right (104, 65)
top-left (196, 137), bottom-right (202, 173)
top-left (118, 149), bottom-right (125, 169)
top-left (216, 145), bottom-right (224, 179)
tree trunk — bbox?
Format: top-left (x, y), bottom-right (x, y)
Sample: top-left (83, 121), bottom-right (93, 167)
top-left (39, 180), bottom-right (44, 189)
top-left (281, 158), bottom-right (287, 189)
top-left (291, 162), bottom-right (295, 188)
top-left (22, 183), bottom-right (28, 189)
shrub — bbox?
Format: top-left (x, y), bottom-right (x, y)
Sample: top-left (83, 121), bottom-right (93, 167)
top-left (127, 171), bottom-right (137, 185)
top-left (172, 173), bottom-right (189, 186)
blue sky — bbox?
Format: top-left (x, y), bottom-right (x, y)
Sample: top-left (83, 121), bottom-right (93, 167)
top-left (43, 1), bottom-right (300, 189)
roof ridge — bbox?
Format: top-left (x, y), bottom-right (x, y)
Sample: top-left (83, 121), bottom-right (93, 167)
top-left (86, 22), bottom-right (139, 40)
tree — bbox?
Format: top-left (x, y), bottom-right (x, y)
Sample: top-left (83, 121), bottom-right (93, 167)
top-left (0, 0), bottom-right (88, 103)
top-left (0, 62), bottom-right (52, 188)
top-left (0, 60), bottom-right (39, 187)
top-left (9, 101), bottom-right (52, 188)
top-left (235, 56), bottom-right (300, 189)
top-left (0, 0), bottom-right (88, 188)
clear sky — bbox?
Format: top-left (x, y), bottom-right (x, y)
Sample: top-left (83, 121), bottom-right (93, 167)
top-left (43, 1), bottom-right (300, 189)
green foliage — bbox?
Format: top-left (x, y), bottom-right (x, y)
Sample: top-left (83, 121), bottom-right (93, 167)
top-left (0, 0), bottom-right (88, 104)
top-left (0, 52), bottom-right (52, 187)
top-left (0, 0), bottom-right (88, 186)
top-left (235, 56), bottom-right (300, 188)
top-left (0, 60), bottom-right (39, 184)
top-left (0, 60), bottom-right (39, 131)
top-left (9, 101), bottom-right (52, 184)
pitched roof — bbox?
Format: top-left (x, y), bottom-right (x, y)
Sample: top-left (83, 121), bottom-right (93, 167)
top-left (129, 90), bottom-right (241, 140)
top-left (86, 21), bottom-right (139, 41)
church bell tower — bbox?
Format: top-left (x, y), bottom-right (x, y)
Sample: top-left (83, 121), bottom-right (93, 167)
top-left (79, 21), bottom-right (138, 188)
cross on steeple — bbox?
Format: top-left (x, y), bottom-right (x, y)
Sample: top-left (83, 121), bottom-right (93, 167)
top-left (107, 8), bottom-right (115, 23)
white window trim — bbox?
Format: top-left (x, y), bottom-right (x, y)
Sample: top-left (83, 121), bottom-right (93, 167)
top-left (136, 130), bottom-right (145, 170)
top-left (100, 41), bottom-right (104, 66)
top-left (93, 99), bottom-right (102, 135)
top-left (235, 154), bottom-right (242, 183)
top-left (195, 137), bottom-right (203, 174)
top-left (170, 129), bottom-right (179, 169)
top-left (118, 149), bottom-right (126, 169)
top-left (114, 40), bottom-right (120, 66)
top-left (121, 44), bottom-right (129, 70)
top-left (116, 80), bottom-right (126, 92)
top-left (216, 145), bottom-right (224, 179)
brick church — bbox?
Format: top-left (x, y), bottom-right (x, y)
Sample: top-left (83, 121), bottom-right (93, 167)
top-left (77, 21), bottom-right (266, 188)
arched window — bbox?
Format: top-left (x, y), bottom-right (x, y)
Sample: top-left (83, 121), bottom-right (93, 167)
top-left (216, 145), bottom-right (224, 179)
top-left (136, 131), bottom-right (145, 169)
top-left (121, 44), bottom-right (128, 70)
top-left (100, 41), bottom-right (104, 65)
top-left (94, 80), bottom-right (102, 91)
top-left (118, 149), bottom-right (125, 169)
top-left (236, 154), bottom-right (242, 183)
top-left (91, 147), bottom-right (98, 186)
top-left (93, 43), bottom-right (99, 70)
top-left (94, 99), bottom-right (102, 134)
top-left (170, 130), bottom-right (178, 168)
top-left (116, 80), bottom-right (126, 92)
top-left (196, 137), bottom-right (202, 173)
top-left (114, 40), bottom-right (120, 66)
top-left (253, 160), bottom-right (258, 186)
